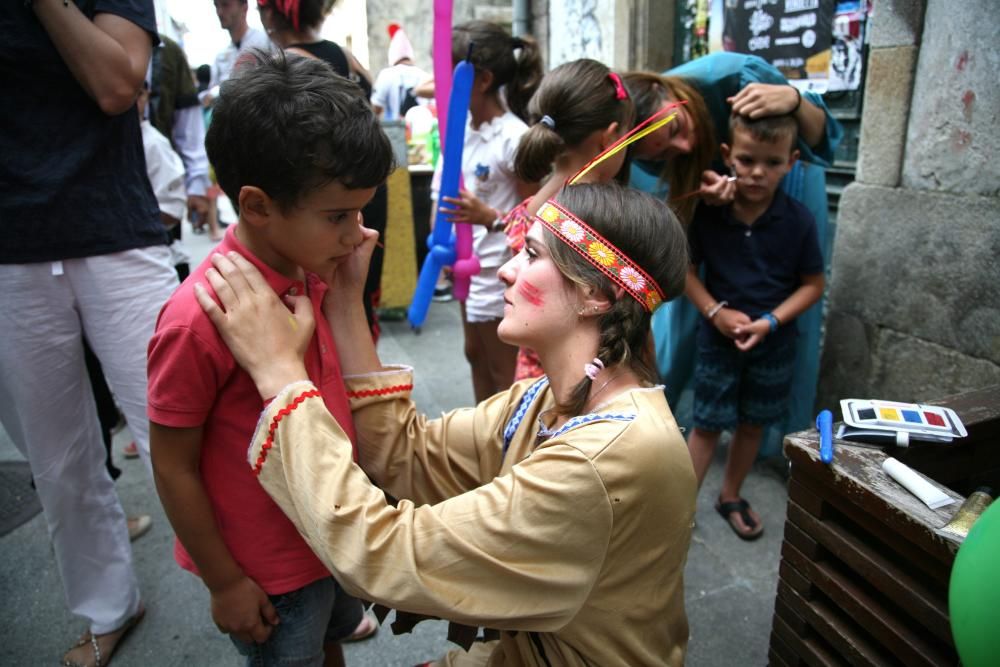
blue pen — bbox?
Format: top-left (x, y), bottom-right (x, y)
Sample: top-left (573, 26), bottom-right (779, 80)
top-left (816, 409), bottom-right (834, 464)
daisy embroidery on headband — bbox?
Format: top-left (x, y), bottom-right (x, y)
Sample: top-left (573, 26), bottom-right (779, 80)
top-left (534, 200), bottom-right (665, 312)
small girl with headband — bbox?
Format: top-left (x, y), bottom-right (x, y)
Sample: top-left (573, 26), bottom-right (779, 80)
top-left (436, 21), bottom-right (544, 402)
top-left (193, 181), bottom-right (696, 666)
top-left (503, 58), bottom-right (635, 380)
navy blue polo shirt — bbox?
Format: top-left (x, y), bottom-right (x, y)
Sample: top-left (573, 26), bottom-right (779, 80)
top-left (0, 0), bottom-right (167, 264)
top-left (689, 190), bottom-right (823, 345)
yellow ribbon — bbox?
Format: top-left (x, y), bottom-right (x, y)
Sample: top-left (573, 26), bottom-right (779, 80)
top-left (569, 107), bottom-right (681, 184)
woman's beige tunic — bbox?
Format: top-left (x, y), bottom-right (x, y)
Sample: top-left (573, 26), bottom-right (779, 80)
top-left (250, 366), bottom-right (696, 666)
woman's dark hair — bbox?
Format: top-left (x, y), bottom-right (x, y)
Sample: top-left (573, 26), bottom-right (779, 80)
top-left (623, 72), bottom-right (715, 224)
top-left (515, 59), bottom-right (635, 183)
top-left (205, 50), bottom-right (394, 211)
top-left (452, 21), bottom-right (543, 123)
top-left (257, 0), bottom-right (335, 31)
top-left (545, 183), bottom-right (688, 417)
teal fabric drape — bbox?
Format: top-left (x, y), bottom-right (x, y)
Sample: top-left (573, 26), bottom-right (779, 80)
top-left (631, 53), bottom-right (843, 457)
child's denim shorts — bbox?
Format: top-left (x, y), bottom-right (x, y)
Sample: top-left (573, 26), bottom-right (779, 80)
top-left (693, 334), bottom-right (796, 431)
top-left (231, 576), bottom-right (364, 666)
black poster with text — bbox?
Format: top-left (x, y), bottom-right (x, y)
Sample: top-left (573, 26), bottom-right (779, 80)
top-left (723, 0), bottom-right (836, 88)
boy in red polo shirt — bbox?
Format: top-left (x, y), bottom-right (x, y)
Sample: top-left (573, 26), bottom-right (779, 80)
top-left (147, 52), bottom-right (394, 665)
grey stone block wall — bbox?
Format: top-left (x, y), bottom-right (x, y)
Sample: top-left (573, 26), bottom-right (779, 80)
top-left (829, 185), bottom-right (1000, 361)
top-left (902, 0), bottom-right (1000, 196)
top-left (867, 0), bottom-right (924, 48)
top-left (819, 310), bottom-right (1000, 406)
top-left (820, 0), bottom-right (1000, 407)
top-left (855, 46), bottom-right (918, 187)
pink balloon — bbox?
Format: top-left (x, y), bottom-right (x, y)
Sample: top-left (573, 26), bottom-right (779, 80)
top-left (431, 0), bottom-right (478, 302)
top-left (432, 0), bottom-right (453, 155)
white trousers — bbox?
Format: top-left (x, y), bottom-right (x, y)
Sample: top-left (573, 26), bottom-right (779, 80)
top-left (0, 246), bottom-right (178, 633)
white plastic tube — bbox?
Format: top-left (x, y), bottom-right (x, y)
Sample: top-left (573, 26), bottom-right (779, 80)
top-left (882, 457), bottom-right (955, 509)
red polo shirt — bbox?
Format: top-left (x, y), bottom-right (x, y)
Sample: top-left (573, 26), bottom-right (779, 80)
top-left (147, 225), bottom-right (357, 595)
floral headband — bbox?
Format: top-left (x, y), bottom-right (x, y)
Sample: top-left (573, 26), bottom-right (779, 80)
top-left (535, 200), bottom-right (665, 312)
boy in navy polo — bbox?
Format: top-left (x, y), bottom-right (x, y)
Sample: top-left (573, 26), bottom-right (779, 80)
top-left (684, 112), bottom-right (824, 540)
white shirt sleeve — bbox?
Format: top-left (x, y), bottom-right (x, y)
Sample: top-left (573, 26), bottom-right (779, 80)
top-left (170, 106), bottom-right (210, 196)
top-left (142, 122), bottom-right (188, 222)
top-left (371, 68), bottom-right (393, 110)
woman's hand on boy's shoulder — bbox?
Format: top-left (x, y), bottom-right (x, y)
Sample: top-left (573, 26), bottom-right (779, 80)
top-left (194, 252), bottom-right (313, 398)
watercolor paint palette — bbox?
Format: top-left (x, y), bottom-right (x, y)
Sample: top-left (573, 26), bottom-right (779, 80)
top-left (838, 399), bottom-right (967, 446)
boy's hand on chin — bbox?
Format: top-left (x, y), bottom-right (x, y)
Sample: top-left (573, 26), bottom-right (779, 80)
top-left (324, 226), bottom-right (380, 297)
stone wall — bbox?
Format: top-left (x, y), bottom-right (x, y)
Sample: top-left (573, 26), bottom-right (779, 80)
top-left (818, 0), bottom-right (1000, 406)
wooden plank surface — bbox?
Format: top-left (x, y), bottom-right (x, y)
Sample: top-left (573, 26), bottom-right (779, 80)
top-left (789, 471), bottom-right (955, 584)
top-left (779, 555), bottom-right (815, 598)
top-left (786, 502), bottom-right (951, 640)
top-left (777, 580), bottom-right (890, 667)
top-left (770, 386), bottom-right (998, 667)
top-left (784, 440), bottom-right (962, 563)
top-left (780, 540), bottom-right (954, 666)
top-left (772, 612), bottom-right (843, 667)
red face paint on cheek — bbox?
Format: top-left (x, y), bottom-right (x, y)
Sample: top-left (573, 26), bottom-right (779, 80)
top-left (517, 281), bottom-right (544, 307)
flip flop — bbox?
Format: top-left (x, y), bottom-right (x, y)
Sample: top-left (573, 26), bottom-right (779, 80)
top-left (62, 605), bottom-right (145, 667)
top-left (715, 498), bottom-right (764, 541)
top-left (344, 611), bottom-right (378, 642)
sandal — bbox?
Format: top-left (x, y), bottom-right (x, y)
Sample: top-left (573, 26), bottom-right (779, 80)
top-left (343, 611), bottom-right (378, 642)
top-left (62, 605), bottom-right (145, 667)
top-left (715, 497), bottom-right (764, 541)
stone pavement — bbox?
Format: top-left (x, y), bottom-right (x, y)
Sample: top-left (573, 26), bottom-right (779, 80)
top-left (0, 221), bottom-right (789, 666)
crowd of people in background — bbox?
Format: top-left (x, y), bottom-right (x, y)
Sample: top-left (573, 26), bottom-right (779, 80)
top-left (0, 0), bottom-right (841, 665)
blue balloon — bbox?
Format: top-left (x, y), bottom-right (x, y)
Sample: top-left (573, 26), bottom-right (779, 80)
top-left (407, 49), bottom-right (476, 329)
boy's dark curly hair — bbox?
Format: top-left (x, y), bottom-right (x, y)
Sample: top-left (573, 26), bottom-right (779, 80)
top-left (206, 50), bottom-right (395, 211)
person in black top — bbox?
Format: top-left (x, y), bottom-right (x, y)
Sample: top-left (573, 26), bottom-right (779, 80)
top-left (0, 0), bottom-right (179, 665)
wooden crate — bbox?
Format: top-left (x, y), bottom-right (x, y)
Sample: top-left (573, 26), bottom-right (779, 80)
top-left (769, 385), bottom-right (1000, 666)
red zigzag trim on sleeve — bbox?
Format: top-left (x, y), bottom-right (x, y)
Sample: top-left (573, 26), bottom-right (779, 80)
top-left (253, 388), bottom-right (321, 477)
top-left (345, 384), bottom-right (413, 399)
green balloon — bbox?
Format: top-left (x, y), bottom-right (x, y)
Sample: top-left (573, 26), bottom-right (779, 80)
top-left (949, 499), bottom-right (1000, 667)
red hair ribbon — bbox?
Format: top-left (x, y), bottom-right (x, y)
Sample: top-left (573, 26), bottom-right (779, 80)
top-left (608, 72), bottom-right (628, 101)
top-left (259, 0), bottom-right (301, 31)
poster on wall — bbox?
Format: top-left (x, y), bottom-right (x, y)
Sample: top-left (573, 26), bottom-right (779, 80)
top-left (827, 1), bottom-right (867, 91)
top-left (721, 0), bottom-right (837, 92)
top-left (548, 0), bottom-right (614, 68)
top-left (679, 0), bottom-right (712, 63)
